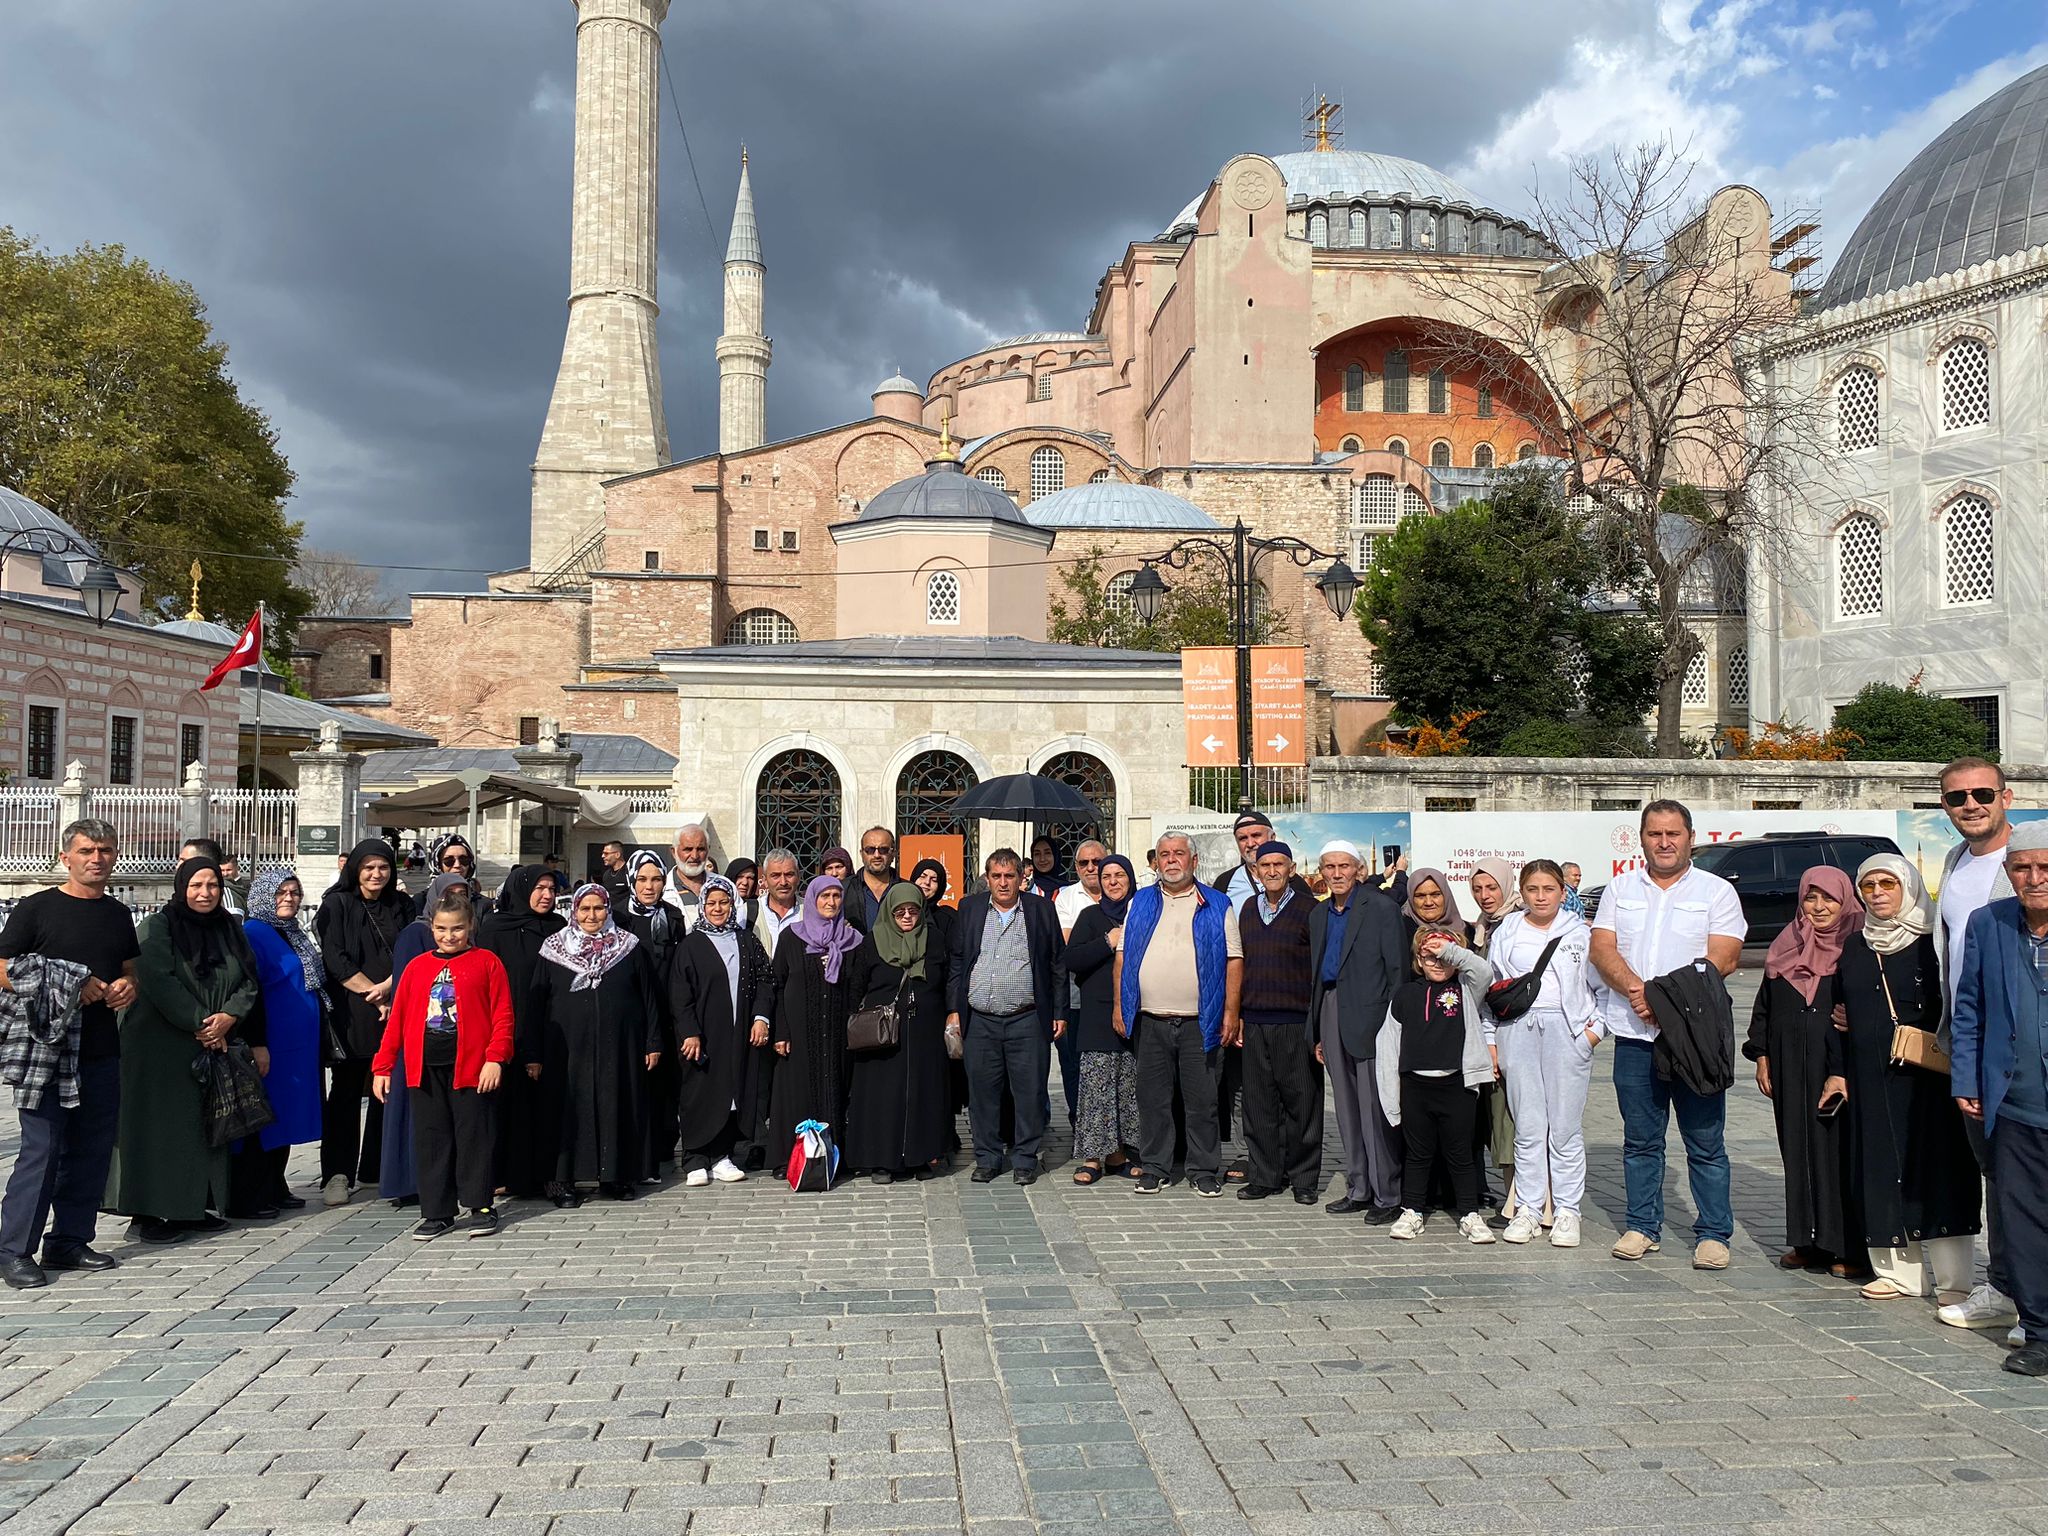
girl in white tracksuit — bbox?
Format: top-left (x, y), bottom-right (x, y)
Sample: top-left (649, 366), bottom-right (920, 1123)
top-left (1475, 859), bottom-right (1602, 1249)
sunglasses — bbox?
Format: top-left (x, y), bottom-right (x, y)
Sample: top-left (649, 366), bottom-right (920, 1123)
top-left (1076, 858), bottom-right (1102, 868)
top-left (1943, 787), bottom-right (2000, 807)
top-left (861, 845), bottom-right (892, 855)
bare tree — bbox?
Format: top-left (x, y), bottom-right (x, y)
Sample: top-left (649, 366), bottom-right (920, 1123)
top-left (292, 546), bottom-right (398, 616)
top-left (1410, 143), bottom-right (1829, 755)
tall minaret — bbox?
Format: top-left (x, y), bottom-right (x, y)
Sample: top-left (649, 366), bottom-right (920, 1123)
top-left (530, 0), bottom-right (673, 578)
top-left (716, 150), bottom-right (771, 454)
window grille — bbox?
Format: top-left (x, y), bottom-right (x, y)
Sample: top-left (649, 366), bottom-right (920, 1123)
top-left (1681, 649), bottom-right (1709, 705)
top-left (1940, 339), bottom-right (1990, 431)
top-left (1339, 436), bottom-right (1362, 452)
top-left (642, 550), bottom-right (660, 570)
top-left (1387, 210), bottom-right (1404, 247)
top-left (751, 528), bottom-right (770, 551)
top-left (1308, 210), bottom-right (1327, 246)
top-left (1105, 572), bottom-right (1136, 619)
top-left (1036, 751), bottom-right (1115, 854)
top-left (926, 569), bottom-right (962, 625)
top-left (1384, 438), bottom-right (1407, 457)
top-left (1366, 653), bottom-right (1389, 697)
top-left (1403, 485), bottom-right (1429, 518)
top-left (976, 466), bottom-right (1006, 488)
top-left (1343, 364), bottom-right (1364, 413)
top-left (895, 750), bottom-right (980, 871)
top-left (1089, 468), bottom-right (1110, 483)
top-left (1942, 495), bottom-right (1995, 606)
top-left (1476, 384), bottom-right (1493, 418)
top-left (780, 530), bottom-right (799, 552)
top-left (725, 608), bottom-right (799, 645)
top-left (1949, 694), bottom-right (2001, 753)
top-left (518, 716), bottom-right (540, 746)
top-left (1424, 796), bottom-right (1476, 813)
top-left (1034, 373), bottom-right (1052, 402)
top-left (1348, 207), bottom-right (1367, 246)
top-left (108, 715), bottom-right (136, 786)
top-left (1836, 365), bottom-right (1879, 451)
top-left (1835, 514), bottom-right (1883, 617)
top-left (1029, 446), bottom-right (1065, 498)
top-left (1429, 441), bottom-right (1451, 468)
top-left (1472, 443), bottom-right (1494, 469)
top-left (1382, 350), bottom-right (1409, 412)
top-left (1427, 370), bottom-right (1447, 414)
top-left (1517, 443), bottom-right (1538, 462)
top-left (25, 705), bottom-right (57, 782)
top-left (755, 750), bottom-right (841, 873)
top-left (1725, 645), bottom-right (1750, 708)
top-left (179, 723), bottom-right (204, 773)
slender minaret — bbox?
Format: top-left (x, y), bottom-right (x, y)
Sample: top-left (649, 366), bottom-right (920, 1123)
top-left (716, 150), bottom-right (771, 454)
top-left (530, 0), bottom-right (672, 578)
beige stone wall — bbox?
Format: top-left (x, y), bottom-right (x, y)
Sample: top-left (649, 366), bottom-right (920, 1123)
top-left (384, 593), bottom-right (591, 747)
top-left (296, 619), bottom-right (400, 700)
top-left (562, 679), bottom-right (679, 745)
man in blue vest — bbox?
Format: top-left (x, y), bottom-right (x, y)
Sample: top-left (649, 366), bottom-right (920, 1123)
top-left (1113, 833), bottom-right (1242, 1197)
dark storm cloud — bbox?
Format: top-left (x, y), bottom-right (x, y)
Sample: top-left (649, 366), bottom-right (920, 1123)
top-left (0, 0), bottom-right (1592, 596)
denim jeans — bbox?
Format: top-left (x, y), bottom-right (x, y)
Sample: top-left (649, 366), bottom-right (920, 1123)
top-left (0, 1054), bottom-right (120, 1260)
top-left (1611, 1037), bottom-right (1732, 1244)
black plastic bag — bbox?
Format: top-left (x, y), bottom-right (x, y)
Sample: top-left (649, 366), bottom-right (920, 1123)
top-left (194, 1042), bottom-right (276, 1149)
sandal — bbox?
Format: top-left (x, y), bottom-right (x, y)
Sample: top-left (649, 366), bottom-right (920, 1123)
top-left (1119, 1162), bottom-right (1144, 1179)
top-left (1860, 1277), bottom-right (1912, 1300)
top-left (1072, 1165), bottom-right (1103, 1186)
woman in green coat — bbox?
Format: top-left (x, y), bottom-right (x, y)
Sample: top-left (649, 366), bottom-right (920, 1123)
top-left (108, 857), bottom-right (263, 1242)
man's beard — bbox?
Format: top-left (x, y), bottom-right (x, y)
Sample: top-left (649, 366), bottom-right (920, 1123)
top-left (678, 861), bottom-right (707, 879)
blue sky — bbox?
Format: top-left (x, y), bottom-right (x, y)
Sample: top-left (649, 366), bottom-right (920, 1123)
top-left (0, 1), bottom-right (2042, 596)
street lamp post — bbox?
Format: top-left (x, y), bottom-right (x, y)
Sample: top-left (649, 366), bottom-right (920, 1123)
top-left (1128, 519), bottom-right (1358, 814)
top-left (0, 528), bottom-right (126, 627)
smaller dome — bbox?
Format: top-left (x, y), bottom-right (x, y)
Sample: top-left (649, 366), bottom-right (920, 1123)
top-left (873, 372), bottom-right (922, 396)
top-left (1024, 482), bottom-right (1220, 531)
top-left (156, 617), bottom-right (240, 645)
top-left (0, 485), bottom-right (96, 556)
top-left (856, 457), bottom-right (1029, 525)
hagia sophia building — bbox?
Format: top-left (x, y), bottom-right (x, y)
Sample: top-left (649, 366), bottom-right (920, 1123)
top-left (289, 0), bottom-right (2047, 864)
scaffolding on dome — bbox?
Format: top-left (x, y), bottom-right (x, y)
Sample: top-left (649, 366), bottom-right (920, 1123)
top-left (1301, 92), bottom-right (1342, 152)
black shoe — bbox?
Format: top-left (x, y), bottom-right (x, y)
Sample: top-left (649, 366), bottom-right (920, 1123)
top-left (970, 1166), bottom-right (1000, 1183)
top-left (1292, 1189), bottom-right (1318, 1205)
top-left (274, 1194), bottom-right (308, 1211)
top-left (1326, 1196), bottom-right (1369, 1215)
top-left (1014, 1169), bottom-right (1039, 1186)
top-left (129, 1218), bottom-right (184, 1244)
top-left (1363, 1204), bottom-right (1402, 1225)
top-left (41, 1247), bottom-right (117, 1273)
top-left (1134, 1172), bottom-right (1161, 1194)
top-left (412, 1218), bottom-right (454, 1241)
top-left (466, 1207), bottom-right (499, 1237)
top-left (1192, 1176), bottom-right (1223, 1198)
top-left (871, 1171), bottom-right (894, 1185)
top-left (609, 1183), bottom-right (638, 1202)
top-left (1237, 1184), bottom-right (1281, 1201)
top-left (226, 1206), bottom-right (281, 1222)
top-left (2004, 1342), bottom-right (2048, 1377)
top-left (1, 1257), bottom-right (48, 1290)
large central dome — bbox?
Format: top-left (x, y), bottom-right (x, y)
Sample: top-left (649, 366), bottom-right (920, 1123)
top-left (1163, 150), bottom-right (1494, 238)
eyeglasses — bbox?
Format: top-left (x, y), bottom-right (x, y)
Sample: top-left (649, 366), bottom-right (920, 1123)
top-left (1943, 787), bottom-right (2000, 807)
top-left (861, 845), bottom-right (892, 855)
top-left (1076, 858), bottom-right (1101, 868)
top-left (441, 858), bottom-right (469, 869)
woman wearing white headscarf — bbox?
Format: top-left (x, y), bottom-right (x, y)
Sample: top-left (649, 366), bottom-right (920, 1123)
top-left (672, 875), bottom-right (772, 1186)
top-left (1840, 853), bottom-right (1982, 1302)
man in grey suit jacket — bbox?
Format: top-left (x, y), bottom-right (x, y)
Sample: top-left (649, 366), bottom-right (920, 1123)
top-left (1307, 840), bottom-right (1409, 1221)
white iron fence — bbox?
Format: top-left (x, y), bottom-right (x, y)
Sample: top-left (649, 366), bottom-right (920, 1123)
top-left (0, 788), bottom-right (59, 873)
top-left (87, 787), bottom-right (185, 874)
top-left (210, 788), bottom-right (299, 867)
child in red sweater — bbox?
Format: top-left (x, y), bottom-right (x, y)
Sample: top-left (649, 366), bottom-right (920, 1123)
top-left (374, 896), bottom-right (514, 1238)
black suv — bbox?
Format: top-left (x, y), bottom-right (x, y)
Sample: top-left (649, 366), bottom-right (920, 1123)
top-left (1584, 830), bottom-right (1902, 943)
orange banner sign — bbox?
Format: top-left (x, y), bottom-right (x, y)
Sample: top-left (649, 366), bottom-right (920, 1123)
top-left (1249, 645), bottom-right (1307, 766)
top-left (897, 834), bottom-right (964, 908)
top-left (1180, 647), bottom-right (1238, 767)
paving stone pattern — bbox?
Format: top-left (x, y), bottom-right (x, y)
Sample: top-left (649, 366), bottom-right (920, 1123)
top-left (1, 970), bottom-right (2045, 1533)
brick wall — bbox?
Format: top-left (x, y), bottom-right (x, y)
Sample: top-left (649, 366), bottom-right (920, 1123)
top-left (588, 572), bottom-right (714, 661)
top-left (384, 593), bottom-right (591, 747)
top-left (961, 434), bottom-right (1113, 506)
top-left (1, 603), bottom-right (236, 785)
top-left (562, 679), bottom-right (679, 747)
top-left (296, 619), bottom-right (401, 700)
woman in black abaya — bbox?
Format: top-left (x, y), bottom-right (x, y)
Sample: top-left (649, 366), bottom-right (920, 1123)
top-left (765, 875), bottom-right (860, 1172)
top-left (841, 881), bottom-right (952, 1183)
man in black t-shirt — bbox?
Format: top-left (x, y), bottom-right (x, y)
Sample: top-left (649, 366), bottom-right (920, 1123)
top-left (0, 818), bottom-right (139, 1288)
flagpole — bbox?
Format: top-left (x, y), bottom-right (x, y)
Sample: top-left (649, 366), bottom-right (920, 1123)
top-left (252, 601), bottom-right (264, 852)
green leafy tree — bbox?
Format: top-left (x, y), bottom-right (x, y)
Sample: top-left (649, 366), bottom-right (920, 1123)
top-left (1358, 466), bottom-right (1660, 753)
top-left (1833, 681), bottom-right (1990, 763)
top-left (1049, 547), bottom-right (1286, 652)
top-left (0, 228), bottom-right (305, 629)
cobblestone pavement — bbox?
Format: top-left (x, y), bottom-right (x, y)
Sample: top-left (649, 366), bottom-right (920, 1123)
top-left (1, 970), bottom-right (2045, 1535)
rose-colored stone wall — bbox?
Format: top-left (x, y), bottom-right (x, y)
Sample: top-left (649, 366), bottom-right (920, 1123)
top-left (296, 619), bottom-right (401, 700)
top-left (382, 593), bottom-right (591, 747)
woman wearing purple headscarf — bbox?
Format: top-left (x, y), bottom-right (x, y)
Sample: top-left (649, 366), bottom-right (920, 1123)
top-left (765, 876), bottom-right (861, 1171)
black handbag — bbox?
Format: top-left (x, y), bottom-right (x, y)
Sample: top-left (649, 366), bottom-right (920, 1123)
top-left (1484, 935), bottom-right (1564, 1022)
top-left (846, 975), bottom-right (909, 1053)
top-left (195, 1041), bottom-right (277, 1149)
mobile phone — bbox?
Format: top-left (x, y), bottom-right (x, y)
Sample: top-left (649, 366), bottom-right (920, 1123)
top-left (1384, 845), bottom-right (1401, 863)
top-left (1817, 1090), bottom-right (1845, 1118)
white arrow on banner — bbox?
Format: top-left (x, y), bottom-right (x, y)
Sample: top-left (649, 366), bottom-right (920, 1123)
top-left (1201, 735), bottom-right (1225, 754)
top-left (1266, 733), bottom-right (1288, 754)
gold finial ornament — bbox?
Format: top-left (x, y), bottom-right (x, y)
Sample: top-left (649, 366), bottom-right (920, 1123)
top-left (740, 142), bottom-right (747, 167)
top-left (936, 412), bottom-right (958, 461)
top-left (186, 559), bottom-right (204, 622)
top-left (1303, 93), bottom-right (1342, 152)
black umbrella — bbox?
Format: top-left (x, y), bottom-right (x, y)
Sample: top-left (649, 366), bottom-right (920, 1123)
top-left (945, 773), bottom-right (1099, 823)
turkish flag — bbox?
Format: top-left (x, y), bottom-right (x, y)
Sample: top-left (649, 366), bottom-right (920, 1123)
top-left (199, 609), bottom-right (263, 691)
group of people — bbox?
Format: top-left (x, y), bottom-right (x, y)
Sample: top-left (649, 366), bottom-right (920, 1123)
top-left (0, 768), bottom-right (2041, 1380)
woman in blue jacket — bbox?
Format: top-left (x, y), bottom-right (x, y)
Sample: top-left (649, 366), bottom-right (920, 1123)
top-left (234, 867), bottom-right (328, 1216)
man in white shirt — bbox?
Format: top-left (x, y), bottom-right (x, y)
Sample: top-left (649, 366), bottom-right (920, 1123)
top-left (1932, 756), bottom-right (2021, 1336)
top-left (752, 849), bottom-right (803, 957)
top-left (1589, 800), bottom-right (1746, 1270)
top-left (663, 824), bottom-right (715, 932)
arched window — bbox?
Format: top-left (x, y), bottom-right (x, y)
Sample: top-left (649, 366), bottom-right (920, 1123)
top-left (1343, 364), bottom-right (1364, 413)
top-left (1339, 435), bottom-right (1362, 452)
top-left (1835, 513), bottom-right (1883, 618)
top-left (1836, 365), bottom-right (1880, 451)
top-left (1472, 444), bottom-right (1495, 469)
top-left (1348, 207), bottom-right (1367, 246)
top-left (1939, 339), bottom-right (1990, 431)
top-left (755, 749), bottom-right (841, 873)
top-left (926, 568), bottom-right (961, 625)
top-left (895, 749), bottom-right (980, 873)
top-left (725, 608), bottom-right (798, 645)
top-left (1942, 494), bottom-right (1995, 606)
top-left (1105, 571), bottom-right (1137, 619)
top-left (1725, 644), bottom-right (1750, 709)
top-left (1352, 473), bottom-right (1400, 567)
top-left (1475, 384), bottom-right (1493, 418)
top-left (1384, 438), bottom-right (1408, 457)
top-left (1308, 210), bottom-right (1327, 246)
top-left (1516, 442), bottom-right (1539, 462)
top-left (1029, 446), bottom-right (1065, 498)
top-left (1403, 485), bottom-right (1429, 519)
top-left (1089, 468), bottom-right (1111, 483)
top-left (1681, 649), bottom-right (1709, 706)
top-left (975, 465), bottom-right (1006, 488)
top-left (1382, 349), bottom-right (1409, 412)
top-left (1037, 750), bottom-right (1115, 854)
top-left (1387, 209), bottom-right (1404, 247)
top-left (1429, 441), bottom-right (1451, 468)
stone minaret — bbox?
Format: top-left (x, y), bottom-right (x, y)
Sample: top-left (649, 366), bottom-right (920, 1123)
top-left (530, 0), bottom-right (672, 578)
top-left (716, 151), bottom-right (771, 454)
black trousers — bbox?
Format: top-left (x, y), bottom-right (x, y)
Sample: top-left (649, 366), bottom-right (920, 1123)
top-left (1216, 1042), bottom-right (1243, 1144)
top-left (966, 1009), bottom-right (1050, 1173)
top-left (1966, 1111), bottom-right (2011, 1295)
top-left (323, 1057), bottom-right (382, 1185)
top-left (1136, 1015), bottom-right (1220, 1181)
top-left (229, 1144), bottom-right (291, 1215)
top-left (1400, 1075), bottom-right (1480, 1214)
top-left (1241, 1024), bottom-right (1322, 1194)
top-left (1992, 1117), bottom-right (2048, 1335)
top-left (412, 1064), bottom-right (497, 1223)
top-left (683, 1115), bottom-right (757, 1173)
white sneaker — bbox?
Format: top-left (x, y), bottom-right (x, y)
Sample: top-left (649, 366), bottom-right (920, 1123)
top-left (710, 1158), bottom-right (746, 1183)
top-left (1549, 1210), bottom-right (1582, 1248)
top-left (321, 1175), bottom-right (351, 1208)
top-left (684, 1168), bottom-right (710, 1188)
top-left (2009, 1325), bottom-right (2028, 1348)
top-left (1459, 1212), bottom-right (1497, 1245)
top-left (1502, 1213), bottom-right (1542, 1245)
top-left (1937, 1283), bottom-right (2019, 1330)
top-left (1389, 1208), bottom-right (1426, 1240)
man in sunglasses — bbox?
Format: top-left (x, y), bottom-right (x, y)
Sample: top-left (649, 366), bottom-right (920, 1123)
top-left (1934, 755), bottom-right (2022, 1340)
top-left (850, 827), bottom-right (899, 934)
